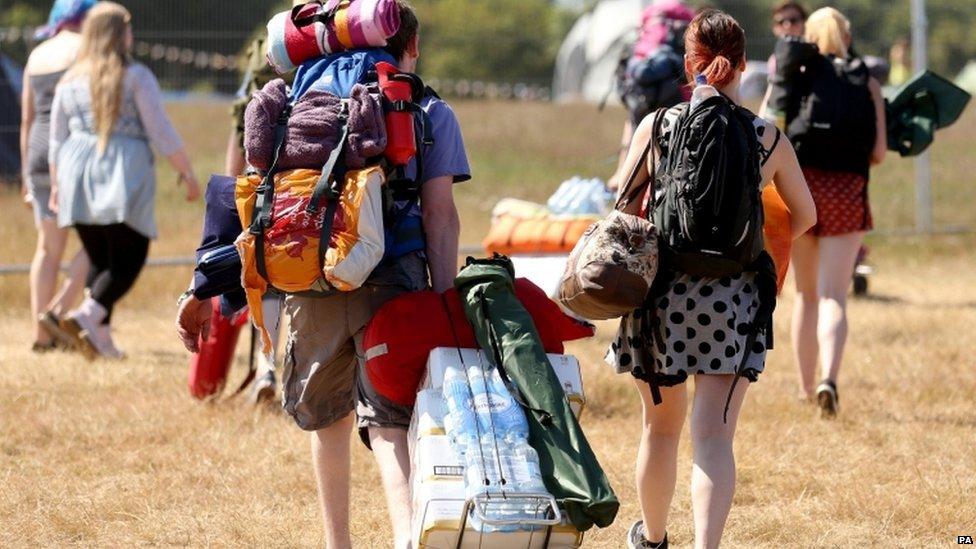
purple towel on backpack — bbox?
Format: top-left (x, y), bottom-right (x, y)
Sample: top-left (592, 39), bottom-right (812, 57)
top-left (244, 79), bottom-right (387, 172)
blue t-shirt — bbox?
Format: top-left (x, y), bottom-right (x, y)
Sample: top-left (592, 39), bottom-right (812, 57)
top-left (382, 93), bottom-right (470, 260)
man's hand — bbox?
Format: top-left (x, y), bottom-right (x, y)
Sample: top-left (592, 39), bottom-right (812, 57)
top-left (176, 294), bottom-right (212, 353)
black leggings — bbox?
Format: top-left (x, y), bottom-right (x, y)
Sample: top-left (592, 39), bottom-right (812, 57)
top-left (75, 223), bottom-right (150, 323)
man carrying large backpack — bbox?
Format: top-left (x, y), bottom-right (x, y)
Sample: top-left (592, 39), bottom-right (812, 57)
top-left (176, 2), bottom-right (469, 545)
top-left (283, 4), bottom-right (468, 546)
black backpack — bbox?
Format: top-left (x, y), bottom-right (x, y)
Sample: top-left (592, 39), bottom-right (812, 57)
top-left (648, 95), bottom-right (779, 421)
top-left (652, 95), bottom-right (767, 278)
top-left (787, 54), bottom-right (876, 176)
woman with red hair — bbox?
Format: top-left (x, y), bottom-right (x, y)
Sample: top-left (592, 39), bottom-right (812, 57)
top-left (608, 9), bottom-right (815, 548)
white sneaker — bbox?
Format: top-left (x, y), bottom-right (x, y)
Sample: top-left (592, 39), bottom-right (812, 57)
top-left (250, 370), bottom-right (277, 406)
top-left (85, 324), bottom-right (125, 360)
top-left (62, 298), bottom-right (107, 361)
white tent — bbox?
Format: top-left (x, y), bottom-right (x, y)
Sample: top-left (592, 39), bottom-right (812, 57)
top-left (956, 60), bottom-right (976, 96)
top-left (552, 0), bottom-right (649, 103)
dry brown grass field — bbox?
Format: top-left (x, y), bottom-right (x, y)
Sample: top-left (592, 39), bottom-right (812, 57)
top-left (1, 100), bottom-right (974, 547)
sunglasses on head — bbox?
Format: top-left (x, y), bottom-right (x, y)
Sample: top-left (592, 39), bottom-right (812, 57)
top-left (775, 15), bottom-right (803, 26)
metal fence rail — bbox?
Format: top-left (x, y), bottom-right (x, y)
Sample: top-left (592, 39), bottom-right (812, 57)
top-left (0, 246), bottom-right (487, 276)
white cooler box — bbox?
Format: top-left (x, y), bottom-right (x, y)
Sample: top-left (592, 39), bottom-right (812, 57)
top-left (412, 467), bottom-right (582, 547)
top-left (422, 348), bottom-right (585, 418)
top-left (409, 369), bottom-right (585, 548)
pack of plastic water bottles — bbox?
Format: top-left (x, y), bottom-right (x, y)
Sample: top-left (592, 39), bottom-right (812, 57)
top-left (442, 361), bottom-right (551, 533)
top-left (546, 176), bottom-right (614, 216)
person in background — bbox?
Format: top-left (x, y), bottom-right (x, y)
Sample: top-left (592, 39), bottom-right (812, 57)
top-left (888, 38), bottom-right (911, 88)
top-left (607, 0), bottom-right (695, 191)
top-left (50, 2), bottom-right (200, 359)
top-left (608, 10), bottom-right (815, 548)
top-left (20, 0), bottom-right (96, 353)
top-left (761, 7), bottom-right (887, 417)
top-left (767, 1), bottom-right (807, 75)
top-left (221, 3), bottom-right (303, 405)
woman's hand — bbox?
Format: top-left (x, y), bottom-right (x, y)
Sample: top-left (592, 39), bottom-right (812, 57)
top-left (48, 183), bottom-right (59, 215)
top-left (21, 178), bottom-right (33, 210)
top-left (180, 173), bottom-right (201, 202)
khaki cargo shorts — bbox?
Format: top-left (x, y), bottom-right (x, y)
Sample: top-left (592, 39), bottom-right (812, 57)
top-left (281, 253), bottom-right (428, 431)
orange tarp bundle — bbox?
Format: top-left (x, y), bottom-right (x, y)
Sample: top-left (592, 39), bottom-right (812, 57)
top-left (483, 214), bottom-right (599, 256)
top-left (762, 186), bottom-right (793, 293)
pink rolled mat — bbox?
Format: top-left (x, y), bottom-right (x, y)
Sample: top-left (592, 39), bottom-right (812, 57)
top-left (266, 0), bottom-right (401, 74)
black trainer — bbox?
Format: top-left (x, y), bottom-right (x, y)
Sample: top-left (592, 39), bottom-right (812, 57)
top-left (627, 520), bottom-right (668, 549)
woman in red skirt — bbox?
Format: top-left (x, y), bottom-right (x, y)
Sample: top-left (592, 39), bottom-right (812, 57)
top-left (762, 7), bottom-right (887, 417)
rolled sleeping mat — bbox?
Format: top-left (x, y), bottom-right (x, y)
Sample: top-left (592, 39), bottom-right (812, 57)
top-left (266, 0), bottom-right (401, 74)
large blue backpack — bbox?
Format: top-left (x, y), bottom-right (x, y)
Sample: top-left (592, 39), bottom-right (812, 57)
top-left (250, 48), bottom-right (433, 281)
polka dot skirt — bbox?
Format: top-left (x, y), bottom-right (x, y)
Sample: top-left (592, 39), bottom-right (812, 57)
top-left (606, 271), bottom-right (767, 386)
top-left (803, 167), bottom-right (873, 237)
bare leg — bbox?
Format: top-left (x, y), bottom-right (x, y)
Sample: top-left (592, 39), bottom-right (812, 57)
top-left (48, 249), bottom-right (89, 316)
top-left (790, 234), bottom-right (820, 399)
top-left (369, 426), bottom-right (413, 549)
top-left (816, 232), bottom-right (865, 383)
top-left (30, 218), bottom-right (69, 344)
top-left (311, 412), bottom-right (354, 549)
top-left (633, 378), bottom-right (688, 544)
top-left (690, 375), bottom-right (749, 549)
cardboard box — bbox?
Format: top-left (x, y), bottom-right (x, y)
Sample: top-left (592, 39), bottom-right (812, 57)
top-left (412, 388), bottom-right (447, 438)
top-left (412, 435), bottom-right (464, 485)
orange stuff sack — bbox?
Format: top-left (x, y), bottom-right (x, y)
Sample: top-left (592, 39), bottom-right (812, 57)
top-left (762, 186), bottom-right (792, 293)
top-left (236, 167), bottom-right (385, 350)
top-left (483, 214), bottom-right (599, 256)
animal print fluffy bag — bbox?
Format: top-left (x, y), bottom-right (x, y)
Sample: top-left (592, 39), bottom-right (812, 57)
top-left (557, 113), bottom-right (662, 321)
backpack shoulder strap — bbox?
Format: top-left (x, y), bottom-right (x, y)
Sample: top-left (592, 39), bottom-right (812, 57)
top-left (752, 116), bottom-right (781, 166)
top-left (615, 107), bottom-right (667, 212)
top-left (249, 103), bottom-right (292, 283)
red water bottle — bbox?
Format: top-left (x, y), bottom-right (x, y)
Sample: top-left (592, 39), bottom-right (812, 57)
top-left (187, 298), bottom-right (249, 400)
top-left (376, 62), bottom-right (418, 166)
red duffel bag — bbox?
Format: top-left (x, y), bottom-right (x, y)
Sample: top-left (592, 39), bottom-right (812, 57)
top-left (363, 278), bottom-right (594, 406)
top-left (188, 298), bottom-right (250, 400)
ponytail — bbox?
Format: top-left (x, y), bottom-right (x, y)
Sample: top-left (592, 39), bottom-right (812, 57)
top-left (702, 55), bottom-right (734, 88)
top-left (685, 9), bottom-right (746, 89)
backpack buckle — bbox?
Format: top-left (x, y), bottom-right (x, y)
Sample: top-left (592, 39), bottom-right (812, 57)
top-left (326, 177), bottom-right (342, 200)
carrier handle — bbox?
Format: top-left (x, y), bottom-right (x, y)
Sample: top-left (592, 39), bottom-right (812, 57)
top-left (466, 493), bottom-right (563, 527)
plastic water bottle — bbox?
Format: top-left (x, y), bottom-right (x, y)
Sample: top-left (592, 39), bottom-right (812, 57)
top-left (443, 364), bottom-right (479, 451)
top-left (690, 74), bottom-right (718, 110)
top-left (468, 366), bottom-right (528, 442)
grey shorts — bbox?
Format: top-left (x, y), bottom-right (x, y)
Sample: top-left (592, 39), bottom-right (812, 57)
top-left (27, 174), bottom-right (55, 227)
top-left (281, 252), bottom-right (428, 432)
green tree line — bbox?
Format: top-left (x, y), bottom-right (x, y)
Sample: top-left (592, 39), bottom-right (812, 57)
top-left (2, 0), bottom-right (973, 86)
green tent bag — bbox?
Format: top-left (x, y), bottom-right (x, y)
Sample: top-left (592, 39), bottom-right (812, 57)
top-left (454, 255), bottom-right (620, 531)
top-left (886, 70), bottom-right (971, 157)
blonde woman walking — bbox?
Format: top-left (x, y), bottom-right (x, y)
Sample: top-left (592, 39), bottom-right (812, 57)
top-left (50, 2), bottom-right (200, 359)
top-left (761, 8), bottom-right (887, 416)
